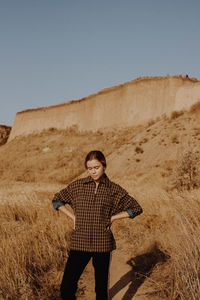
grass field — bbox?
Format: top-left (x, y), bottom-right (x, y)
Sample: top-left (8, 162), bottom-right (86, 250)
top-left (0, 187), bottom-right (200, 299)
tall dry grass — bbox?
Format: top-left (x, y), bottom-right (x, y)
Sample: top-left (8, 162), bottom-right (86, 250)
top-left (168, 193), bottom-right (200, 300)
top-left (0, 186), bottom-right (200, 299)
top-left (120, 185), bottom-right (200, 300)
top-left (0, 192), bottom-right (72, 300)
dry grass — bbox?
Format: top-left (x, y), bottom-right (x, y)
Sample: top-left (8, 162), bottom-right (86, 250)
top-left (168, 194), bottom-right (200, 300)
top-left (1, 187), bottom-right (200, 300)
top-left (154, 192), bottom-right (200, 300)
top-left (0, 192), bottom-right (73, 300)
top-left (116, 184), bottom-right (200, 300)
top-left (0, 125), bottom-right (148, 185)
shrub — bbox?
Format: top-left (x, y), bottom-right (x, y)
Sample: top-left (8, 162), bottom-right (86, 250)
top-left (135, 146), bottom-right (144, 154)
top-left (171, 135), bottom-right (179, 144)
top-left (147, 119), bottom-right (156, 127)
top-left (174, 149), bottom-right (200, 190)
top-left (189, 100), bottom-right (200, 113)
top-left (139, 138), bottom-right (148, 145)
top-left (170, 110), bottom-right (184, 120)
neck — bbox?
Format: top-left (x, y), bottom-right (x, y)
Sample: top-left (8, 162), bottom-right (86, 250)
top-left (93, 173), bottom-right (105, 185)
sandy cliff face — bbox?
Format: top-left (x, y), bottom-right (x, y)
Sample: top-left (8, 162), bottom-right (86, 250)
top-left (9, 76), bottom-right (200, 141)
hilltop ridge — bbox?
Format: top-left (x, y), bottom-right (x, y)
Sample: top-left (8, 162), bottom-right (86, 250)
top-left (16, 75), bottom-right (198, 114)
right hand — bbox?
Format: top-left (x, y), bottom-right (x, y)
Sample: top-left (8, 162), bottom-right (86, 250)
top-left (72, 216), bottom-right (76, 230)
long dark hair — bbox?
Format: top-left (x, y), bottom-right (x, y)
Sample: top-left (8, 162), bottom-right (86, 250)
top-left (84, 150), bottom-right (107, 169)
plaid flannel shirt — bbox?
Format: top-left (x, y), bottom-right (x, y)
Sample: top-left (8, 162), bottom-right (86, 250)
top-left (52, 173), bottom-right (142, 252)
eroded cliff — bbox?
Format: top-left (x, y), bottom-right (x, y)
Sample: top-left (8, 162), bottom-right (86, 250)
top-left (9, 75), bottom-right (200, 141)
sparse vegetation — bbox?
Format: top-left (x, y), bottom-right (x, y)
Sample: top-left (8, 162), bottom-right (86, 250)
top-left (139, 137), bottom-right (148, 145)
top-left (189, 100), bottom-right (200, 113)
top-left (147, 119), bottom-right (156, 127)
top-left (170, 110), bottom-right (184, 120)
top-left (171, 134), bottom-right (179, 144)
top-left (0, 128), bottom-right (118, 184)
top-left (135, 146), bottom-right (144, 154)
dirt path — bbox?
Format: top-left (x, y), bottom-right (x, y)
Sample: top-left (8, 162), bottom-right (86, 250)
top-left (76, 243), bottom-right (162, 300)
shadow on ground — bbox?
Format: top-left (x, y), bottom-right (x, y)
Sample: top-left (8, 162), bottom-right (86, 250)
top-left (109, 244), bottom-right (169, 300)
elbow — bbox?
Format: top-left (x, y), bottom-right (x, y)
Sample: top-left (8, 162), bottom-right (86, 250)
top-left (138, 202), bottom-right (143, 212)
top-left (138, 206), bottom-right (143, 215)
top-left (52, 200), bottom-right (65, 210)
top-left (127, 206), bottom-right (143, 219)
top-left (134, 207), bottom-right (143, 218)
top-left (129, 205), bottom-right (143, 219)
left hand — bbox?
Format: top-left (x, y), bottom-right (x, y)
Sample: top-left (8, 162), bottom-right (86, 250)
top-left (110, 215), bottom-right (115, 224)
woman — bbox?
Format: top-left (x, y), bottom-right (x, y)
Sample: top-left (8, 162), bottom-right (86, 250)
top-left (52, 150), bottom-right (142, 300)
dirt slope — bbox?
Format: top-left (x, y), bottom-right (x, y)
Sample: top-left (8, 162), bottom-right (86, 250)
top-left (2, 102), bottom-right (200, 190)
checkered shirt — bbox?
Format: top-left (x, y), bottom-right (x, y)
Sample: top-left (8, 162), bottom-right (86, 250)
top-left (52, 173), bottom-right (142, 252)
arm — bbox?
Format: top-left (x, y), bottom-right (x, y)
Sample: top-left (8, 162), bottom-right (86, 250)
top-left (58, 206), bottom-right (76, 229)
top-left (112, 186), bottom-right (143, 221)
top-left (111, 211), bottom-right (130, 224)
top-left (52, 185), bottom-right (76, 228)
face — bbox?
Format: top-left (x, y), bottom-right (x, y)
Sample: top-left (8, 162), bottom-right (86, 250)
top-left (86, 159), bottom-right (105, 183)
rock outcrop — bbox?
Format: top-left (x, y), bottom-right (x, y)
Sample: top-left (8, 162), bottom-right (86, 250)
top-left (0, 125), bottom-right (11, 145)
top-left (8, 75), bottom-right (200, 141)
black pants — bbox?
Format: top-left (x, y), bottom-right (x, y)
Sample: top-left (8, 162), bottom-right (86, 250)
top-left (60, 250), bottom-right (111, 300)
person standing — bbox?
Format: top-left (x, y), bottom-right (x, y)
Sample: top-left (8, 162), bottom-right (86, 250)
top-left (52, 150), bottom-right (143, 300)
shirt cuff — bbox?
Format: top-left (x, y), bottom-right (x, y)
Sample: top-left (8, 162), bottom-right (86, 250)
top-left (127, 208), bottom-right (135, 219)
top-left (53, 201), bottom-right (65, 210)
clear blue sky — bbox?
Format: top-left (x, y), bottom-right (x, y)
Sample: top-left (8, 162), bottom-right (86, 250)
top-left (1, 0), bottom-right (200, 125)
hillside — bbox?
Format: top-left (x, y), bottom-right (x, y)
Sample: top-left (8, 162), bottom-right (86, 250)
top-left (1, 102), bottom-right (200, 188)
top-left (0, 102), bottom-right (200, 299)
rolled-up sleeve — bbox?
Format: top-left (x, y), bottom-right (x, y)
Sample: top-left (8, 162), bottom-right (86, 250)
top-left (112, 186), bottom-right (143, 218)
top-left (52, 186), bottom-right (73, 210)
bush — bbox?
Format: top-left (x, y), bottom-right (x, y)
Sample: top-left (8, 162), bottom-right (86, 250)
top-left (189, 101), bottom-right (200, 113)
top-left (135, 146), bottom-right (144, 154)
top-left (170, 110), bottom-right (184, 120)
top-left (174, 149), bottom-right (200, 190)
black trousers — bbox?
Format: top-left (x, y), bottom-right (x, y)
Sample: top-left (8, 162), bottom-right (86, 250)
top-left (60, 250), bottom-right (111, 300)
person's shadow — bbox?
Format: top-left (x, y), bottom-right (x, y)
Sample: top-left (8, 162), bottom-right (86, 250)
top-left (109, 244), bottom-right (169, 300)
